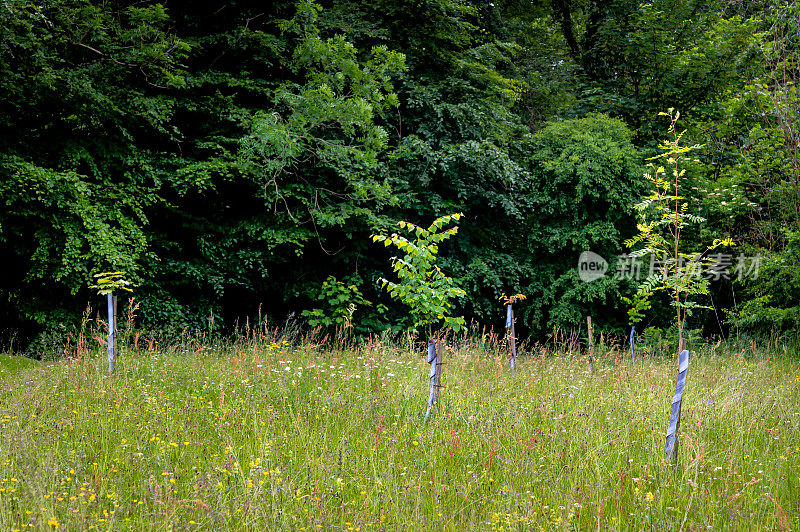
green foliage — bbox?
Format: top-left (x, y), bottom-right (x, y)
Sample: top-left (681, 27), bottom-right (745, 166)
top-left (239, 0), bottom-right (406, 236)
top-left (514, 114), bottom-right (644, 332)
top-left (727, 230), bottom-right (800, 333)
top-left (1, 0), bottom-right (798, 346)
top-left (373, 214), bottom-right (466, 334)
top-left (0, 0), bottom-right (183, 326)
top-left (555, 0), bottom-right (761, 141)
top-left (0, 0), bottom-right (408, 339)
top-left (624, 110), bottom-right (733, 337)
top-left (89, 272), bottom-right (133, 296)
top-left (301, 276), bottom-right (372, 330)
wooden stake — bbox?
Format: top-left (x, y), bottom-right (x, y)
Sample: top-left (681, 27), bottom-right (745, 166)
top-left (587, 316), bottom-right (594, 373)
top-left (568, 326), bottom-right (575, 358)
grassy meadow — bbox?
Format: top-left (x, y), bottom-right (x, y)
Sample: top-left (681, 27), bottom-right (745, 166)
top-left (1, 332), bottom-right (799, 531)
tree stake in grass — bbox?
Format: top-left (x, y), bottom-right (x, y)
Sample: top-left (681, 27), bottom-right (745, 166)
top-left (90, 271), bottom-right (133, 374)
top-left (666, 342), bottom-right (689, 463)
top-left (622, 110), bottom-right (731, 463)
top-left (107, 293), bottom-right (114, 372)
top-left (507, 305), bottom-right (515, 372)
top-left (630, 326), bottom-right (636, 364)
top-left (426, 340), bottom-right (444, 417)
top-left (500, 294), bottom-right (525, 373)
top-left (587, 316), bottom-right (594, 373)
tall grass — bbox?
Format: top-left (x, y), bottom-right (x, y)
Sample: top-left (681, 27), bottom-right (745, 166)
top-left (1, 329), bottom-right (799, 530)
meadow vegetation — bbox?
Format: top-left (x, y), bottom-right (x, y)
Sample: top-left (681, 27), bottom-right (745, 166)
top-left (1, 330), bottom-right (798, 530)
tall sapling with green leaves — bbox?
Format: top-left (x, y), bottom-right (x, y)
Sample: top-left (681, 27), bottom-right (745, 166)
top-left (623, 109), bottom-right (732, 462)
top-left (624, 109), bottom-right (732, 348)
top-left (372, 213), bottom-right (466, 416)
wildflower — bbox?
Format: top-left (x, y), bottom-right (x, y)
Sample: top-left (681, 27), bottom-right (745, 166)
top-left (48, 517), bottom-right (59, 529)
top-left (646, 492), bottom-right (654, 503)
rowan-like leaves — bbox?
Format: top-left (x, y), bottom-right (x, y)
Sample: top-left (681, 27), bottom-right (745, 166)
top-left (625, 110), bottom-right (733, 328)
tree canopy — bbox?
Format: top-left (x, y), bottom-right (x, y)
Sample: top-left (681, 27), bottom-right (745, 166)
top-left (2, 0), bottom-right (797, 350)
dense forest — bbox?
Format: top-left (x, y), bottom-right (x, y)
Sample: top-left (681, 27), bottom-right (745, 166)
top-left (1, 0), bottom-right (798, 351)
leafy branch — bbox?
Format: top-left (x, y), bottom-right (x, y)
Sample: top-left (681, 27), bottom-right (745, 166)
top-left (90, 271), bottom-right (134, 296)
top-left (499, 293), bottom-right (526, 305)
top-left (372, 213), bottom-right (466, 335)
top-left (624, 109), bottom-right (732, 346)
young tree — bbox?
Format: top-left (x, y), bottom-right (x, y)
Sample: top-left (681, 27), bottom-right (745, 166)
top-left (373, 212), bottom-right (465, 416)
top-left (624, 110), bottom-right (732, 349)
top-left (372, 213), bottom-right (466, 338)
